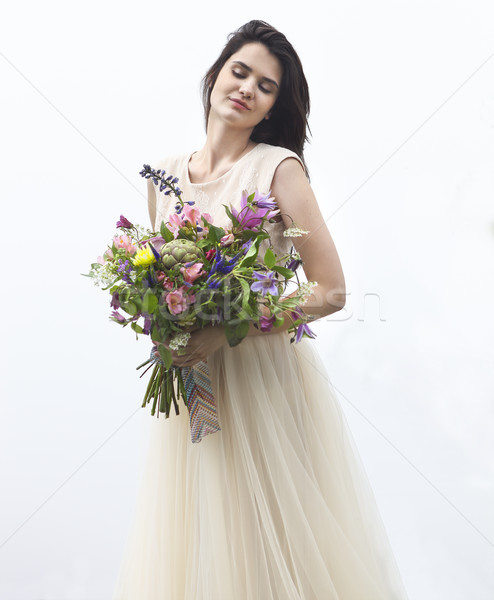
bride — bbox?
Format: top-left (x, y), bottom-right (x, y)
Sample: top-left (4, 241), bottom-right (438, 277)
top-left (113, 19), bottom-right (409, 599)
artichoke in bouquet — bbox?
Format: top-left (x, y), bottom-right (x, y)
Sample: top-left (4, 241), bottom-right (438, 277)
top-left (160, 238), bottom-right (204, 269)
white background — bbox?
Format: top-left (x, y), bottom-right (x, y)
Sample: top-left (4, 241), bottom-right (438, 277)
top-left (1, 1), bottom-right (494, 598)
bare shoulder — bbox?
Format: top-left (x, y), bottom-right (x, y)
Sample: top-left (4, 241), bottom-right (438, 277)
top-left (271, 156), bottom-right (320, 223)
top-left (272, 155), bottom-right (307, 187)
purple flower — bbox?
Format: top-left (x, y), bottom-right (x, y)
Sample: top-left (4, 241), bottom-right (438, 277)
top-left (110, 291), bottom-right (120, 309)
top-left (207, 248), bottom-right (242, 280)
top-left (295, 322), bottom-right (316, 343)
top-left (286, 257), bottom-right (302, 271)
top-left (110, 310), bottom-right (126, 323)
top-left (149, 242), bottom-right (160, 261)
top-left (146, 236), bottom-right (166, 251)
top-left (250, 271), bottom-right (278, 297)
top-left (206, 275), bottom-right (222, 289)
top-left (290, 307), bottom-right (316, 343)
top-left (116, 215), bottom-right (133, 229)
top-left (117, 258), bottom-right (133, 284)
top-left (259, 314), bottom-right (276, 332)
top-left (241, 239), bottom-right (253, 252)
top-left (253, 194), bottom-right (278, 211)
top-left (231, 190), bottom-right (280, 231)
top-left (143, 314), bottom-right (152, 335)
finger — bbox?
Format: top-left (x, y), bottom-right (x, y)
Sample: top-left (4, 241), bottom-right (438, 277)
top-left (172, 350), bottom-right (204, 367)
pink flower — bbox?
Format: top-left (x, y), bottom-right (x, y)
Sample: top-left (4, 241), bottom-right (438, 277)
top-left (162, 276), bottom-right (174, 290)
top-left (183, 204), bottom-right (202, 226)
top-left (96, 256), bottom-right (105, 265)
top-left (157, 271), bottom-right (174, 289)
top-left (220, 233), bottom-right (235, 247)
top-left (113, 234), bottom-right (131, 249)
top-left (167, 213), bottom-right (184, 238)
top-left (180, 262), bottom-right (205, 283)
top-left (104, 248), bottom-right (114, 260)
top-left (202, 213), bottom-right (213, 224)
top-left (113, 234), bottom-right (136, 255)
top-left (165, 289), bottom-right (188, 315)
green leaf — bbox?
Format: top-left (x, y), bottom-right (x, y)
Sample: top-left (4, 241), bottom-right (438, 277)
top-left (263, 247), bottom-right (276, 269)
top-left (142, 289), bottom-right (158, 314)
top-left (160, 222), bottom-right (174, 242)
top-left (222, 204), bottom-right (235, 222)
top-left (120, 301), bottom-right (137, 316)
top-left (133, 296), bottom-right (143, 312)
top-left (151, 324), bottom-right (161, 342)
top-left (272, 265), bottom-right (295, 279)
top-left (131, 322), bottom-right (144, 334)
top-left (274, 314), bottom-right (285, 327)
top-left (158, 344), bottom-right (173, 369)
top-left (239, 239), bottom-right (260, 267)
top-left (224, 320), bottom-right (250, 347)
top-left (207, 224), bottom-right (225, 244)
top-left (120, 287), bottom-right (131, 303)
top-left (238, 278), bottom-right (251, 310)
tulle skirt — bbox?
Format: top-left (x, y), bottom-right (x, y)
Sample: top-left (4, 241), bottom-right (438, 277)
top-left (112, 333), bottom-right (408, 599)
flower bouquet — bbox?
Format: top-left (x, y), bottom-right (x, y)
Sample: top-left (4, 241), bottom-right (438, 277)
top-left (85, 164), bottom-right (316, 441)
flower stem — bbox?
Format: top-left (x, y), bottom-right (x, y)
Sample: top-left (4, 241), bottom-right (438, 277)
top-left (170, 371), bottom-right (180, 415)
top-left (152, 367), bottom-right (163, 416)
top-left (159, 369), bottom-right (168, 416)
top-left (142, 364), bottom-right (159, 408)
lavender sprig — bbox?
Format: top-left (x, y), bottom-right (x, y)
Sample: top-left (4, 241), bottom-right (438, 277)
top-left (139, 164), bottom-right (185, 204)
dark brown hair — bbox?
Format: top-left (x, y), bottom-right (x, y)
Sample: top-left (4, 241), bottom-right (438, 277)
top-left (201, 20), bottom-right (311, 175)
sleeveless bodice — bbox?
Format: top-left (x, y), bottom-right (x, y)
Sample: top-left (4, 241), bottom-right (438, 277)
top-left (149, 142), bottom-right (304, 257)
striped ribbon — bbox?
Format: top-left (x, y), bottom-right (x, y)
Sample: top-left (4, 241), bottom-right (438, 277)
top-left (180, 361), bottom-right (221, 443)
top-left (149, 347), bottom-right (221, 443)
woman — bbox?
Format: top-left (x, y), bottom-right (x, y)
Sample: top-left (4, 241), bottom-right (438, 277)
top-left (113, 20), bottom-right (409, 599)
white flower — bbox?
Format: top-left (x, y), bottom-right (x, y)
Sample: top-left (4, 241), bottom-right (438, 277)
top-left (91, 262), bottom-right (117, 288)
top-left (168, 332), bottom-right (191, 351)
top-left (283, 224), bottom-right (309, 238)
top-left (134, 225), bottom-right (153, 237)
top-left (299, 281), bottom-right (318, 304)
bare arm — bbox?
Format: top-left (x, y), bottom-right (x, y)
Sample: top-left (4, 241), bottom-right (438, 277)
top-left (247, 157), bottom-right (346, 337)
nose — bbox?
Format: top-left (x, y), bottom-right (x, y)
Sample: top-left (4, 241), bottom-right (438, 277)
top-left (238, 77), bottom-right (254, 99)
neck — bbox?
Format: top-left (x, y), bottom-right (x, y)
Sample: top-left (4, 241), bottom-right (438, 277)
top-left (193, 117), bottom-right (257, 177)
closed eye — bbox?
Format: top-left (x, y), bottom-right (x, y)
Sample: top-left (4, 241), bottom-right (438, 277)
top-left (232, 70), bottom-right (273, 94)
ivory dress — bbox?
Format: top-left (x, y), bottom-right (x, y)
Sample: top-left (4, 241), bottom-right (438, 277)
top-left (112, 143), bottom-right (409, 599)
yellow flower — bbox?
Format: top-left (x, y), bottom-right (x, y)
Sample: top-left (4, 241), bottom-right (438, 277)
top-left (132, 244), bottom-right (156, 267)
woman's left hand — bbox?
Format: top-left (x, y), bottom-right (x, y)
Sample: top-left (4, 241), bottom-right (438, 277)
top-left (156, 324), bottom-right (227, 368)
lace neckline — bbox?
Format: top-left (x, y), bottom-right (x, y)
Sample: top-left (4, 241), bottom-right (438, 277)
top-left (185, 143), bottom-right (261, 186)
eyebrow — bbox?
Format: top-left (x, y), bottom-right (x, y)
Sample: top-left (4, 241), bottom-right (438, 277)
top-left (232, 60), bottom-right (279, 89)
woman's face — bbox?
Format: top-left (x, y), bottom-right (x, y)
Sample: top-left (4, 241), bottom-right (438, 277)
top-left (209, 42), bottom-right (282, 131)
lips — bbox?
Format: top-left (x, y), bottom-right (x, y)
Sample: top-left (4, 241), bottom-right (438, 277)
top-left (230, 97), bottom-right (249, 110)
